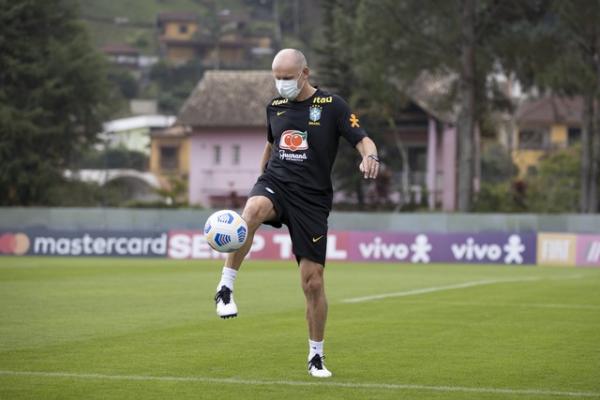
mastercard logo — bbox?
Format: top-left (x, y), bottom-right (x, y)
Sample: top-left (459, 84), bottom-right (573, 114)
top-left (0, 233), bottom-right (30, 255)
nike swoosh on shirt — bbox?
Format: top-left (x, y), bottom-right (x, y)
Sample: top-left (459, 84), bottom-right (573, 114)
top-left (312, 235), bottom-right (324, 243)
top-left (277, 111), bottom-right (286, 116)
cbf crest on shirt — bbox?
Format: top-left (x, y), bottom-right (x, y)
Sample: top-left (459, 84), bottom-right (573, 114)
top-left (309, 105), bottom-right (322, 124)
top-left (265, 88), bottom-right (367, 198)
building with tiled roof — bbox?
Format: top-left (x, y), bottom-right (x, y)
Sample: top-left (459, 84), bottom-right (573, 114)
top-left (150, 70), bottom-right (277, 207)
top-left (178, 70), bottom-right (276, 127)
top-left (513, 96), bottom-right (583, 176)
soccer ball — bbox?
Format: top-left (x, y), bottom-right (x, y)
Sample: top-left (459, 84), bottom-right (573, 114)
top-left (204, 210), bottom-right (248, 253)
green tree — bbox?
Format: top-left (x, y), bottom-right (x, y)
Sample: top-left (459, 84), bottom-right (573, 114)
top-left (315, 0), bottom-right (368, 209)
top-left (480, 143), bottom-right (518, 184)
top-left (318, 0), bottom-right (413, 211)
top-left (501, 0), bottom-right (600, 212)
top-left (547, 1), bottom-right (598, 213)
top-left (76, 148), bottom-right (149, 171)
top-left (0, 0), bottom-right (110, 205)
top-left (107, 66), bottom-right (138, 99)
top-left (473, 144), bottom-right (522, 212)
top-left (148, 59), bottom-right (204, 114)
top-left (525, 147), bottom-right (580, 212)
top-left (344, 0), bottom-right (542, 211)
top-left (549, 1), bottom-right (600, 213)
top-left (473, 181), bottom-right (525, 212)
top-left (353, 0), bottom-right (474, 210)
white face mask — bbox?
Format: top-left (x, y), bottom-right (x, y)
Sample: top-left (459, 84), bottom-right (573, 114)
top-left (275, 71), bottom-right (305, 100)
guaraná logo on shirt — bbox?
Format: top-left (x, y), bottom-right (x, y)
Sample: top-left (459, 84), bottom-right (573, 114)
top-left (279, 130), bottom-right (308, 152)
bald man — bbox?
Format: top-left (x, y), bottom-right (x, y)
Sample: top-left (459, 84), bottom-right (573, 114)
top-left (214, 48), bottom-right (379, 378)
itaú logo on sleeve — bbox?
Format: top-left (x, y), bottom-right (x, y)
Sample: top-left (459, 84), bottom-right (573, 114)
top-left (279, 130), bottom-right (308, 152)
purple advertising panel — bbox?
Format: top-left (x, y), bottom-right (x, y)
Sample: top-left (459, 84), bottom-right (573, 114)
top-left (430, 232), bottom-right (536, 265)
top-left (575, 234), bottom-right (600, 267)
top-left (0, 228), bottom-right (537, 265)
top-left (0, 230), bottom-right (167, 257)
top-left (166, 229), bottom-right (536, 265)
top-left (346, 231), bottom-right (537, 265)
top-left (347, 232), bottom-right (427, 263)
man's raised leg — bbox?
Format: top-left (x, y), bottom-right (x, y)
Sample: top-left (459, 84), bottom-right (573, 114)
top-left (215, 196), bottom-right (276, 319)
top-left (300, 258), bottom-right (332, 378)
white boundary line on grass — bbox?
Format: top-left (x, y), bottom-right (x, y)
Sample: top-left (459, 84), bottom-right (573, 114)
top-left (396, 300), bottom-right (600, 310)
top-left (0, 370), bottom-right (598, 398)
top-left (342, 277), bottom-right (541, 304)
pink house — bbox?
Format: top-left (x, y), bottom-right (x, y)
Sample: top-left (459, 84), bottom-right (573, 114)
top-left (426, 114), bottom-right (457, 211)
top-left (406, 74), bottom-right (458, 211)
top-left (368, 101), bottom-right (457, 212)
top-left (177, 70), bottom-right (277, 207)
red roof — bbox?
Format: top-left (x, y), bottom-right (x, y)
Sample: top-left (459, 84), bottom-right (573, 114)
top-left (101, 43), bottom-right (139, 56)
top-left (516, 96), bottom-right (583, 127)
top-left (157, 12), bottom-right (198, 23)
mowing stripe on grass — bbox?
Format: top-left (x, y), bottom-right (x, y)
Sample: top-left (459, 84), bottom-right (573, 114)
top-left (399, 300), bottom-right (600, 310)
top-left (0, 370), bottom-right (598, 398)
top-left (342, 277), bottom-right (541, 304)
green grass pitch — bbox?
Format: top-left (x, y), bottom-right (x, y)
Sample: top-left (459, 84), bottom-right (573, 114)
top-left (1, 257), bottom-right (599, 400)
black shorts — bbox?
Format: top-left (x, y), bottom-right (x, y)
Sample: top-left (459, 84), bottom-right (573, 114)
top-left (249, 174), bottom-right (330, 265)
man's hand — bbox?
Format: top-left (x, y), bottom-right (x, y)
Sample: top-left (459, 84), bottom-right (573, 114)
top-left (355, 137), bottom-right (379, 179)
top-left (359, 154), bottom-right (379, 179)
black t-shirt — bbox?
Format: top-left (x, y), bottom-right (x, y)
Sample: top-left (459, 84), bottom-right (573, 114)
top-left (265, 88), bottom-right (367, 204)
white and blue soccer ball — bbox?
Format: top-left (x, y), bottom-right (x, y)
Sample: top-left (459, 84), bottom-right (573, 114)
top-left (204, 210), bottom-right (248, 253)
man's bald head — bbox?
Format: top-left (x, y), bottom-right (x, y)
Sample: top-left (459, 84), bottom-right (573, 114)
top-left (272, 48), bottom-right (315, 101)
top-left (272, 48), bottom-right (307, 72)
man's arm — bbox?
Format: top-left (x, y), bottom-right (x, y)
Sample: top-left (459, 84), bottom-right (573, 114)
top-left (356, 137), bottom-right (379, 179)
top-left (260, 142), bottom-right (272, 173)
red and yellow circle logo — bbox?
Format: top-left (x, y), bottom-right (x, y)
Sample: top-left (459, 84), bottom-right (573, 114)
top-left (0, 233), bottom-right (31, 255)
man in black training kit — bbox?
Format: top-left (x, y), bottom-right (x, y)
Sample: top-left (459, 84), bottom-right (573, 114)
top-left (214, 48), bottom-right (379, 378)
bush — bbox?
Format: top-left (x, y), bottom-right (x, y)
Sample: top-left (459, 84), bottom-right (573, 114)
top-left (149, 60), bottom-right (204, 114)
top-left (107, 66), bottom-right (138, 99)
top-left (76, 148), bottom-right (149, 170)
top-left (473, 181), bottom-right (526, 212)
top-left (525, 146), bottom-right (580, 212)
top-left (45, 180), bottom-right (123, 207)
top-left (481, 143), bottom-right (518, 184)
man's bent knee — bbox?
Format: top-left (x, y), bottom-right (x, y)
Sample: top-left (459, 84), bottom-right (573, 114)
top-left (300, 259), bottom-right (325, 295)
top-left (242, 196), bottom-right (275, 228)
top-left (302, 274), bottom-right (323, 295)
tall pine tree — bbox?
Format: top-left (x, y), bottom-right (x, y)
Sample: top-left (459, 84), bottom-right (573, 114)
top-left (0, 0), bottom-right (110, 205)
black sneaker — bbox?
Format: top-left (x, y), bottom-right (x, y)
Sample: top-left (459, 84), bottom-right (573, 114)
top-left (308, 354), bottom-right (332, 378)
top-left (214, 285), bottom-right (237, 319)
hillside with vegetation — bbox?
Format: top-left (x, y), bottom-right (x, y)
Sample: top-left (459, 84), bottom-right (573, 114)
top-left (78, 0), bottom-right (321, 55)
top-left (78, 0), bottom-right (322, 115)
